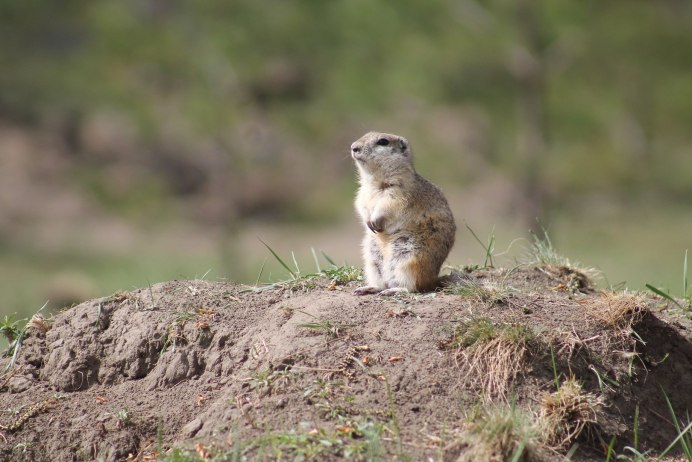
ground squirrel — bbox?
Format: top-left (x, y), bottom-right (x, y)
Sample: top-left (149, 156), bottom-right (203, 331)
top-left (351, 131), bottom-right (456, 295)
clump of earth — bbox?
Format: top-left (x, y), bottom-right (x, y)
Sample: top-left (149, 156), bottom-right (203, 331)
top-left (1, 264), bottom-right (691, 461)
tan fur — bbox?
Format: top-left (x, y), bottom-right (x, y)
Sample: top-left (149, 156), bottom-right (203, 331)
top-left (351, 131), bottom-right (456, 294)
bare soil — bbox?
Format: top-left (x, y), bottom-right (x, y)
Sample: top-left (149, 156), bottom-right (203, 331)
top-left (1, 265), bottom-right (691, 461)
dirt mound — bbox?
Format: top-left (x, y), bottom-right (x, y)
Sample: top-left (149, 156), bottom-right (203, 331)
top-left (1, 266), bottom-right (691, 461)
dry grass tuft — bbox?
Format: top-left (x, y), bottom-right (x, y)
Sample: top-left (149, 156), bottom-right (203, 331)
top-left (539, 379), bottom-right (603, 449)
top-left (586, 292), bottom-right (648, 329)
top-left (442, 319), bottom-right (541, 401)
top-left (452, 380), bottom-right (602, 461)
top-left (454, 405), bottom-right (545, 462)
top-left (28, 314), bottom-right (51, 335)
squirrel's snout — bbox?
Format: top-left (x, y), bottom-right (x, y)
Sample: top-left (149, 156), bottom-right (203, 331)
top-left (351, 142), bottom-right (363, 159)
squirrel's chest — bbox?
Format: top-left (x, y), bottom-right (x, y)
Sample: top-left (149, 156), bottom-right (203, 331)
top-left (356, 184), bottom-right (401, 212)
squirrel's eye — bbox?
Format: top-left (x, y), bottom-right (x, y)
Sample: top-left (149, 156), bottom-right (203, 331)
top-left (376, 138), bottom-right (390, 146)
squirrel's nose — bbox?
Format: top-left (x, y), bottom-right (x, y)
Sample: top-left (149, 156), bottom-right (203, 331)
top-left (351, 143), bottom-right (361, 154)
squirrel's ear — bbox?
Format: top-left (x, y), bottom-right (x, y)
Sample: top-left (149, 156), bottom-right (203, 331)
top-left (399, 138), bottom-right (408, 152)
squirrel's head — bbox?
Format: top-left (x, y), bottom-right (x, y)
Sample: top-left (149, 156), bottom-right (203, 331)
top-left (350, 132), bottom-right (414, 176)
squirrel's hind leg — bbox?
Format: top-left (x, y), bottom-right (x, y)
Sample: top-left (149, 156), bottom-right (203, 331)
top-left (354, 285), bottom-right (382, 295)
top-left (387, 253), bottom-right (437, 294)
top-left (356, 235), bottom-right (386, 295)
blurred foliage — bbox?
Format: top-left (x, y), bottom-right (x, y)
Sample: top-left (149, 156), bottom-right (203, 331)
top-left (1, 0), bottom-right (692, 209)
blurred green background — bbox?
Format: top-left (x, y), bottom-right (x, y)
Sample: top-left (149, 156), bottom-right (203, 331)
top-left (1, 0), bottom-right (692, 324)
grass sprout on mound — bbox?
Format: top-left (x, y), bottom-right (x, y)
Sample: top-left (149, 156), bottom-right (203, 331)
top-left (444, 279), bottom-right (514, 305)
top-left (539, 378), bottom-right (603, 449)
top-left (456, 404), bottom-right (544, 462)
top-left (527, 230), bottom-right (598, 292)
top-left (321, 265), bottom-right (362, 286)
top-left (160, 419), bottom-right (387, 461)
top-left (298, 318), bottom-right (349, 339)
top-left (2, 302), bottom-right (49, 372)
top-left (441, 318), bottom-right (541, 401)
top-left (249, 240), bottom-right (362, 292)
top-left (0, 316), bottom-right (23, 344)
top-left (296, 309), bottom-right (351, 339)
top-left (527, 230), bottom-right (572, 268)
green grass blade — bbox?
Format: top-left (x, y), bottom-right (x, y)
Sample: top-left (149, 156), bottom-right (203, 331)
top-left (258, 238), bottom-right (298, 280)
top-left (295, 309), bottom-right (316, 320)
top-left (645, 284), bottom-right (684, 309)
top-left (633, 404), bottom-right (640, 451)
top-left (605, 435), bottom-right (617, 462)
top-left (564, 443), bottom-right (579, 460)
top-left (550, 346), bottom-right (560, 390)
top-left (321, 251), bottom-right (337, 267)
top-left (684, 249), bottom-right (689, 298)
top-left (656, 422), bottom-right (692, 461)
top-left (486, 231), bottom-right (496, 268)
top-left (661, 389), bottom-right (692, 459)
top-left (622, 446), bottom-right (648, 460)
top-left (291, 251), bottom-right (301, 277)
top-left (465, 223), bottom-right (495, 268)
top-left (255, 257), bottom-right (268, 286)
top-left (5, 334), bottom-right (23, 372)
top-left (662, 390), bottom-right (683, 435)
top-left (465, 223), bottom-right (487, 252)
top-left (311, 248), bottom-right (321, 273)
top-left (589, 366), bottom-right (605, 392)
top-left (510, 439), bottom-right (526, 462)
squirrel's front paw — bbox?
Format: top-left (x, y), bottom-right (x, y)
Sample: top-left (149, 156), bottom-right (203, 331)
top-left (366, 218), bottom-right (384, 234)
